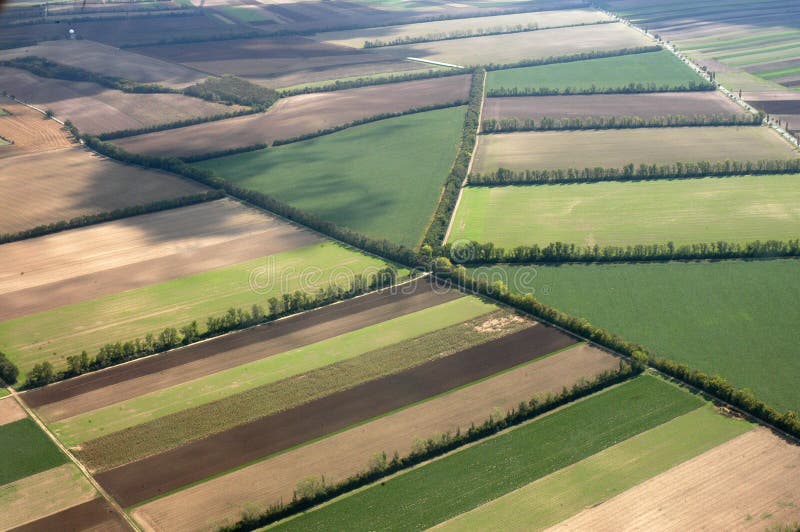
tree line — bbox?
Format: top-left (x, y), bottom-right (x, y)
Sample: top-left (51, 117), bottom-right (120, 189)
top-left (97, 108), bottom-right (259, 140)
top-left (421, 69), bottom-right (485, 247)
top-left (220, 362), bottom-right (637, 531)
top-left (0, 353), bottom-right (18, 386)
top-left (469, 158), bottom-right (800, 185)
top-left (485, 80), bottom-right (714, 96)
top-left (483, 45), bottom-right (662, 71)
top-left (481, 113), bottom-right (761, 133)
top-left (24, 267), bottom-right (398, 388)
top-left (279, 68), bottom-right (467, 97)
top-left (439, 239), bottom-right (800, 264)
top-left (183, 75), bottom-right (279, 109)
top-left (180, 143), bottom-right (269, 164)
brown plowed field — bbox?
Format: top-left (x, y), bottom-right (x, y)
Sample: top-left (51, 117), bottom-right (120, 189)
top-left (0, 397), bottom-right (26, 426)
top-left (0, 67), bottom-right (242, 135)
top-left (114, 75), bottom-right (471, 158)
top-left (133, 344), bottom-right (619, 531)
top-left (550, 428), bottom-right (800, 531)
top-left (25, 278), bottom-right (460, 418)
top-left (96, 324), bottom-right (576, 506)
top-left (0, 199), bottom-right (321, 320)
top-left (10, 498), bottom-right (129, 532)
top-left (0, 147), bottom-right (206, 234)
top-left (483, 92), bottom-right (745, 121)
top-left (0, 98), bottom-right (73, 157)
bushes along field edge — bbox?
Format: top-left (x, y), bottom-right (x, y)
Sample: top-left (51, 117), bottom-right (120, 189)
top-left (480, 113), bottom-right (761, 133)
top-left (482, 45), bottom-right (663, 71)
top-left (0, 353), bottom-right (19, 386)
top-left (97, 108), bottom-right (261, 141)
top-left (485, 81), bottom-right (713, 96)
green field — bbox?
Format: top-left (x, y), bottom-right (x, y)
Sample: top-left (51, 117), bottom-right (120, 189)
top-left (471, 259), bottom-right (800, 413)
top-left (75, 308), bottom-right (528, 471)
top-left (0, 419), bottom-right (68, 485)
top-left (449, 175), bottom-right (800, 248)
top-left (437, 405), bottom-right (751, 530)
top-left (215, 5), bottom-right (272, 22)
top-left (196, 107), bottom-right (465, 247)
top-left (0, 389), bottom-right (8, 398)
top-left (0, 243), bottom-right (392, 379)
top-left (53, 297), bottom-right (496, 445)
top-left (486, 50), bottom-right (703, 92)
top-left (275, 375), bottom-right (703, 531)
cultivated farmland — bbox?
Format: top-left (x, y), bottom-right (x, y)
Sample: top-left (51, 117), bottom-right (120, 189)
top-left (114, 75), bottom-right (471, 158)
top-left (0, 97), bottom-right (73, 157)
top-left (472, 127), bottom-right (799, 173)
top-left (196, 106), bottom-right (465, 246)
top-left (449, 175), bottom-right (800, 248)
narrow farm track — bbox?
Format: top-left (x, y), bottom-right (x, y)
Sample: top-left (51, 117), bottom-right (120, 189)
top-left (95, 324), bottom-right (576, 507)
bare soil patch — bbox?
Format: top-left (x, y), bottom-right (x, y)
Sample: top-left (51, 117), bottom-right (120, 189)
top-left (550, 428), bottom-right (800, 531)
top-left (0, 397), bottom-right (26, 426)
top-left (0, 67), bottom-right (241, 135)
top-left (484, 92), bottom-right (744, 121)
top-left (0, 199), bottom-right (320, 320)
top-left (0, 98), bottom-right (73, 157)
top-left (0, 147), bottom-right (206, 234)
top-left (26, 279), bottom-right (460, 418)
top-left (133, 344), bottom-right (618, 531)
top-left (115, 75), bottom-right (470, 157)
top-left (10, 497), bottom-right (129, 532)
top-left (96, 324), bottom-right (576, 506)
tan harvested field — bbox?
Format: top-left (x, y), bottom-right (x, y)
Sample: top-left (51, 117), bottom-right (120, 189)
top-left (551, 428), bottom-right (800, 531)
top-left (0, 199), bottom-right (320, 320)
top-left (0, 98), bottom-right (73, 157)
top-left (0, 147), bottom-right (207, 234)
top-left (483, 92), bottom-right (745, 121)
top-left (473, 126), bottom-right (800, 173)
top-left (114, 75), bottom-right (471, 157)
top-left (0, 40), bottom-right (208, 88)
top-left (314, 9), bottom-right (613, 48)
top-left (0, 67), bottom-right (242, 135)
top-left (0, 464), bottom-right (97, 530)
top-left (0, 397), bottom-right (26, 426)
top-left (132, 343), bottom-right (619, 531)
top-left (369, 22), bottom-right (651, 67)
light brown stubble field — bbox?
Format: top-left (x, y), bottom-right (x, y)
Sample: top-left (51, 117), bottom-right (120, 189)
top-left (0, 98), bottom-right (73, 157)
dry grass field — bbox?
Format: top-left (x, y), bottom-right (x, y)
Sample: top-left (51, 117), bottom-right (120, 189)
top-left (0, 98), bottom-right (73, 157)
top-left (0, 199), bottom-right (320, 319)
top-left (0, 67), bottom-right (242, 135)
top-left (483, 92), bottom-right (745, 121)
top-left (115, 75), bottom-right (471, 157)
top-left (473, 126), bottom-right (799, 172)
top-left (0, 397), bottom-right (26, 426)
top-left (551, 428), bottom-right (800, 531)
top-left (131, 344), bottom-right (617, 531)
top-left (0, 147), bottom-right (206, 234)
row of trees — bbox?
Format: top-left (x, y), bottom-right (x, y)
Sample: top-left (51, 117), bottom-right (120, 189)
top-left (421, 69), bottom-right (485, 247)
top-left (486, 80), bottom-right (714, 97)
top-left (483, 45), bottom-right (662, 71)
top-left (180, 143), bottom-right (269, 163)
top-left (279, 68), bottom-right (466, 97)
top-left (469, 158), bottom-right (800, 186)
top-left (24, 268), bottom-right (398, 388)
top-left (363, 22), bottom-right (541, 48)
top-left (97, 107), bottom-right (259, 140)
top-left (481, 113), bottom-right (761, 133)
top-left (220, 362), bottom-right (638, 531)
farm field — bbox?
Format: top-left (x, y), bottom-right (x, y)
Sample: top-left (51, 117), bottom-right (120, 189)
top-left (0, 198), bottom-right (321, 320)
top-left (555, 428), bottom-right (800, 531)
top-left (436, 405), bottom-right (751, 531)
top-left (0, 147), bottom-right (207, 234)
top-left (132, 343), bottom-right (619, 531)
top-left (314, 9), bottom-right (613, 48)
top-left (0, 66), bottom-right (242, 135)
top-left (470, 259), bottom-right (800, 413)
top-left (483, 91), bottom-right (744, 121)
top-left (0, 396), bottom-right (26, 425)
top-left (114, 75), bottom-right (471, 158)
top-left (0, 418), bottom-right (67, 484)
top-left (0, 242), bottom-right (391, 379)
top-left (371, 22), bottom-right (651, 67)
top-left (0, 40), bottom-right (207, 88)
top-left (0, 97), bottom-right (73, 157)
top-left (11, 498), bottom-right (130, 532)
top-left (472, 126), bottom-right (799, 173)
top-left (485, 49), bottom-right (705, 91)
top-left (449, 175), bottom-right (800, 248)
top-left (196, 106), bottom-right (465, 246)
top-left (273, 375), bottom-right (702, 530)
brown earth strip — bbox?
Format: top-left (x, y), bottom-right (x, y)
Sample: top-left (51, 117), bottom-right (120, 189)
top-left (0, 396), bottom-right (27, 426)
top-left (483, 92), bottom-right (745, 121)
top-left (25, 278), bottom-right (459, 416)
top-left (550, 428), bottom-right (800, 531)
top-left (96, 324), bottom-right (576, 507)
top-left (0, 97), bottom-right (73, 157)
top-left (10, 498), bottom-right (130, 532)
top-left (132, 344), bottom-right (619, 531)
top-left (114, 75), bottom-right (471, 158)
top-left (0, 199), bottom-right (321, 320)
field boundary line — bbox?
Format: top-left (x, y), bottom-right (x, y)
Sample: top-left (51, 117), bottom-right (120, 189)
top-left (3, 383), bottom-right (140, 531)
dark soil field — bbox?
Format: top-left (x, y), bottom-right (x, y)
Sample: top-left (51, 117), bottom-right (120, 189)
top-left (95, 323), bottom-right (576, 506)
top-left (483, 92), bottom-right (745, 121)
top-left (115, 75), bottom-right (471, 157)
top-left (26, 279), bottom-right (461, 419)
top-left (9, 498), bottom-right (128, 532)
